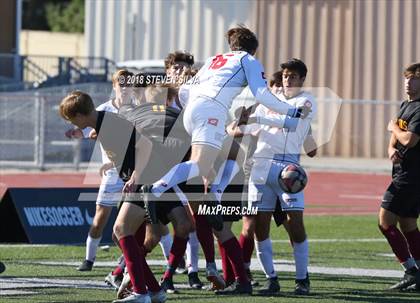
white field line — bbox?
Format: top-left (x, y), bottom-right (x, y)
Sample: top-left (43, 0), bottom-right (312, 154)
top-left (377, 253), bottom-right (395, 258)
top-left (272, 238), bottom-right (386, 243)
top-left (0, 277), bottom-right (108, 290)
top-left (0, 238), bottom-right (387, 248)
top-left (1, 258), bottom-right (403, 296)
top-left (25, 258), bottom-right (403, 279)
top-left (1, 290), bottom-right (38, 295)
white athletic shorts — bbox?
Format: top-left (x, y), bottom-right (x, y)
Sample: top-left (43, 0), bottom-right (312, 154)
top-left (248, 159), bottom-right (304, 212)
top-left (97, 168), bottom-right (124, 207)
top-left (183, 96), bottom-right (227, 150)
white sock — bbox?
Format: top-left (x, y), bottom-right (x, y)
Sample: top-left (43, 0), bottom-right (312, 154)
top-left (152, 160), bottom-right (200, 197)
top-left (210, 160), bottom-right (240, 202)
top-left (256, 239), bottom-right (277, 279)
top-left (186, 231), bottom-right (199, 274)
top-left (293, 239), bottom-right (309, 280)
top-left (86, 235), bottom-right (102, 262)
top-left (402, 257), bottom-right (416, 271)
top-left (159, 233), bottom-right (173, 262)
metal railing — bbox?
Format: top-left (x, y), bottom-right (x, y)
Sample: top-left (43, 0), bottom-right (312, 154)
top-left (0, 53), bottom-right (115, 92)
top-left (0, 83), bottom-right (112, 170)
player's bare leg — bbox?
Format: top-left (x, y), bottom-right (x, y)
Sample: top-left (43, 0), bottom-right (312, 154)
top-left (188, 201), bottom-right (225, 290)
top-left (214, 222), bottom-right (252, 295)
top-left (217, 221), bottom-right (236, 286)
top-left (240, 215), bottom-right (259, 286)
top-left (253, 212), bottom-right (280, 295)
top-left (142, 144), bottom-right (224, 231)
top-left (379, 208), bottom-right (420, 290)
top-left (285, 211), bottom-right (310, 295)
top-left (79, 204), bottom-right (113, 271)
top-left (113, 203), bottom-right (151, 303)
top-left (160, 207), bottom-right (192, 293)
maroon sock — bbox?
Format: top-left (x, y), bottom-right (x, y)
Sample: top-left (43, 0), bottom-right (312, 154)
top-left (119, 235), bottom-right (147, 294)
top-left (194, 213), bottom-right (215, 263)
top-left (112, 262), bottom-right (125, 276)
top-left (403, 228), bottom-right (420, 261)
top-left (239, 234), bottom-right (254, 265)
top-left (380, 225), bottom-right (411, 263)
top-left (163, 236), bottom-right (188, 280)
top-left (221, 237), bottom-right (248, 284)
top-left (218, 240), bottom-right (235, 284)
top-left (140, 247), bottom-right (161, 292)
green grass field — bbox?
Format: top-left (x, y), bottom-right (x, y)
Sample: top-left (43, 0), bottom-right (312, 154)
top-left (1, 215), bottom-right (419, 302)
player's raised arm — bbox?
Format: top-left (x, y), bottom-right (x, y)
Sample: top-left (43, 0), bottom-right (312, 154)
top-left (242, 55), bottom-right (308, 118)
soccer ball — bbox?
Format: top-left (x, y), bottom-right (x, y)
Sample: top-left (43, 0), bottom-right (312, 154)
top-left (278, 164), bottom-right (308, 194)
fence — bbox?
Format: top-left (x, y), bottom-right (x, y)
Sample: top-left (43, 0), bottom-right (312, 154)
top-left (0, 84), bottom-right (401, 170)
top-left (0, 83), bottom-right (112, 170)
top-left (0, 53), bottom-right (115, 92)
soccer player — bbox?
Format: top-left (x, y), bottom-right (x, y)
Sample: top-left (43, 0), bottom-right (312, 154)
top-left (164, 50), bottom-right (194, 110)
top-left (380, 63), bottom-right (420, 291)
top-left (142, 26), bottom-right (309, 232)
top-left (236, 59), bottom-right (315, 295)
top-left (162, 51), bottom-right (199, 279)
top-left (59, 91), bottom-right (167, 303)
top-left (65, 70), bottom-right (133, 272)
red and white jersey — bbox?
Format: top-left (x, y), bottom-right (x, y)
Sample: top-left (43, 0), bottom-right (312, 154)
top-left (244, 91), bottom-right (316, 163)
top-left (183, 51), bottom-right (297, 116)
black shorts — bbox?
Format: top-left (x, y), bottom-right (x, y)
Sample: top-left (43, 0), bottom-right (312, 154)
top-left (120, 186), bottom-right (183, 225)
top-left (381, 182), bottom-right (420, 218)
top-left (222, 184), bottom-right (243, 222)
top-left (156, 200), bottom-right (183, 225)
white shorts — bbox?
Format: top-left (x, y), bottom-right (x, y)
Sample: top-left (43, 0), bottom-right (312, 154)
top-left (248, 159), bottom-right (304, 212)
top-left (97, 169), bottom-right (124, 207)
top-left (183, 96), bottom-right (227, 150)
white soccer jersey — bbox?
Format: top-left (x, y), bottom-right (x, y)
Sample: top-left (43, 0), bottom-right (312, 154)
top-left (82, 100), bottom-right (118, 164)
top-left (185, 51), bottom-right (298, 116)
top-left (81, 99), bottom-right (123, 206)
top-left (245, 91), bottom-right (316, 164)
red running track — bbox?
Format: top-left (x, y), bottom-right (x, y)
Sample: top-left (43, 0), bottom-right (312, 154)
top-left (0, 171), bottom-right (391, 215)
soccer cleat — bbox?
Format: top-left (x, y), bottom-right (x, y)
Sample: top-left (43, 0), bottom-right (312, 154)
top-left (246, 268), bottom-right (259, 287)
top-left (160, 277), bottom-right (178, 294)
top-left (215, 280), bottom-right (252, 295)
top-left (117, 271), bottom-right (132, 299)
top-left (188, 272), bottom-right (203, 289)
top-left (389, 268), bottom-right (419, 290)
top-left (404, 283), bottom-right (420, 292)
top-left (141, 185), bottom-right (158, 224)
top-left (202, 193), bottom-right (224, 231)
top-left (0, 262), bottom-right (5, 274)
top-left (105, 271), bottom-right (123, 290)
top-left (77, 260), bottom-right (94, 271)
top-left (206, 264), bottom-right (226, 290)
top-left (175, 258), bottom-right (188, 274)
top-left (112, 293), bottom-right (151, 303)
top-left (149, 289), bottom-right (167, 303)
top-left (258, 277), bottom-right (280, 295)
top-left (295, 274), bottom-right (310, 295)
